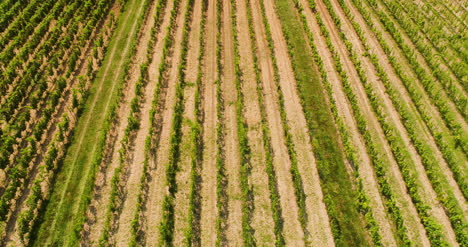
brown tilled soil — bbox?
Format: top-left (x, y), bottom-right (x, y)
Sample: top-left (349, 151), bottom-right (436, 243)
top-left (171, 0), bottom-right (202, 244)
top-left (236, 0), bottom-right (276, 243)
top-left (249, 0), bottom-right (304, 244)
top-left (221, 0), bottom-right (243, 245)
top-left (199, 0), bottom-right (219, 245)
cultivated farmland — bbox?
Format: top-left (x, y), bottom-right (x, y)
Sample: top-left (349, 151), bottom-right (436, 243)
top-left (0, 0), bottom-right (466, 246)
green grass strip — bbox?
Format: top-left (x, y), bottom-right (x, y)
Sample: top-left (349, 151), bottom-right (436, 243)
top-left (272, 0), bottom-right (370, 245)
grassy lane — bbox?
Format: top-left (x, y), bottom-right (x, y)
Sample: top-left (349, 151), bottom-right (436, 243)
top-left (272, 0), bottom-right (370, 245)
top-left (31, 0), bottom-right (150, 245)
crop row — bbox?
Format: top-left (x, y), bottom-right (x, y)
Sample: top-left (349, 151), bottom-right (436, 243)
top-left (124, 0), bottom-right (170, 245)
top-left (323, 0), bottom-right (466, 244)
top-left (363, 0), bottom-right (466, 144)
top-left (159, 0), bottom-right (195, 244)
top-left (0, 0), bottom-right (28, 31)
top-left (15, 30), bottom-right (111, 244)
top-left (392, 0), bottom-right (467, 85)
top-left (245, 0), bottom-right (285, 244)
top-left (319, 2), bottom-right (446, 243)
top-left (185, 1), bottom-right (208, 245)
top-left (214, 0), bottom-right (228, 245)
top-left (0, 0), bottom-right (90, 170)
top-left (0, 0), bottom-right (50, 54)
top-left (230, 0), bottom-right (255, 245)
top-left (423, 0), bottom-right (467, 36)
top-left (0, 0), bottom-right (112, 189)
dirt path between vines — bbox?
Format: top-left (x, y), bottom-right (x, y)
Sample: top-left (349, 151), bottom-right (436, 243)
top-left (221, 0), bottom-right (243, 245)
top-left (172, 0), bottom-right (202, 244)
top-left (142, 0), bottom-right (188, 245)
top-left (199, 0), bottom-right (219, 244)
top-left (236, 0), bottom-right (275, 243)
top-left (249, 0), bottom-right (304, 244)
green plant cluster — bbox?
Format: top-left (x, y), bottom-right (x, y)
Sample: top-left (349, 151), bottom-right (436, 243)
top-left (350, 0), bottom-right (467, 244)
top-left (0, 0), bottom-right (115, 236)
top-left (339, 0), bottom-right (468, 202)
top-left (378, 0), bottom-right (467, 119)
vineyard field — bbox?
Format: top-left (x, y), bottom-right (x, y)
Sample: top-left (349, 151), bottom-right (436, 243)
top-left (0, 0), bottom-right (466, 246)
